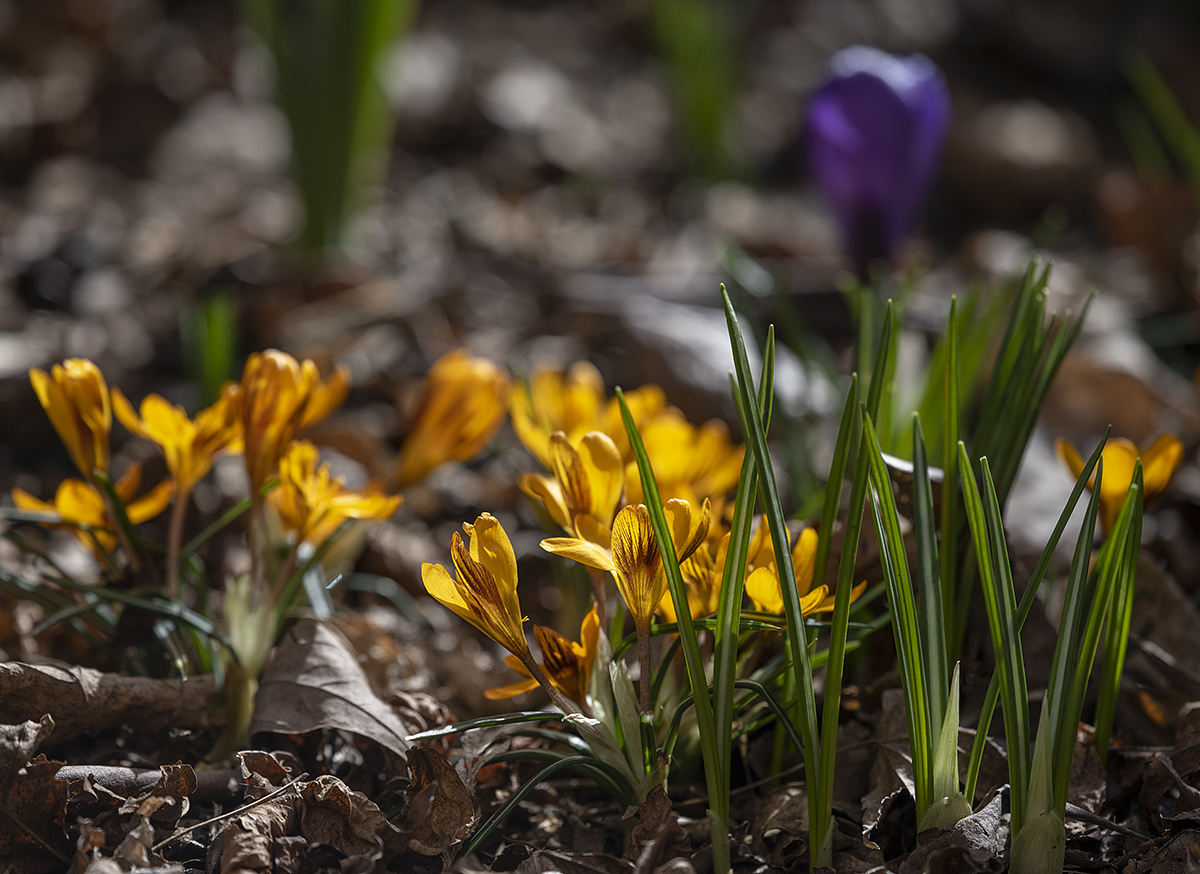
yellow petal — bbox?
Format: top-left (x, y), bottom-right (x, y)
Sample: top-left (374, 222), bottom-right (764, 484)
top-left (1053, 438), bottom-right (1087, 483)
top-left (540, 536), bottom-right (616, 572)
top-left (798, 585), bottom-right (831, 617)
top-left (450, 523), bottom-right (528, 657)
top-left (12, 488), bottom-right (57, 517)
top-left (577, 431), bottom-right (624, 526)
top-left (791, 527), bottom-right (819, 596)
top-left (664, 497), bottom-right (710, 564)
top-left (746, 566), bottom-right (783, 614)
top-left (126, 479), bottom-right (176, 524)
top-left (421, 560), bottom-right (476, 623)
top-left (54, 479), bottom-right (108, 528)
top-left (572, 514), bottom-right (613, 552)
top-left (520, 473), bottom-right (571, 531)
top-left (112, 387), bottom-right (150, 441)
top-left (464, 513), bottom-right (519, 608)
top-left (1141, 433), bottom-right (1184, 500)
top-left (483, 677), bottom-right (541, 700)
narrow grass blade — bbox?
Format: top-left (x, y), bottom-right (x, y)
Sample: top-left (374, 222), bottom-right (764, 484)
top-left (1056, 476), bottom-right (1140, 811)
top-left (714, 327), bottom-right (774, 786)
top-left (958, 445), bottom-right (1030, 831)
top-left (1042, 460), bottom-right (1104, 806)
top-left (817, 396), bottom-right (873, 837)
top-left (813, 374), bottom-right (859, 592)
top-left (407, 711), bottom-right (563, 741)
top-left (618, 387), bottom-right (724, 859)
top-left (865, 413), bottom-right (933, 814)
top-left (1095, 466), bottom-right (1143, 763)
top-left (939, 298), bottom-right (961, 667)
top-left (963, 429), bottom-right (1109, 802)
top-left (722, 286), bottom-right (825, 863)
top-left (459, 756), bottom-right (632, 857)
top-left (912, 415), bottom-right (949, 731)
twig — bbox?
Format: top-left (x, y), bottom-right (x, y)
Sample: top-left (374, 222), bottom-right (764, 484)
top-left (151, 773), bottom-right (307, 852)
top-left (0, 803), bottom-right (69, 863)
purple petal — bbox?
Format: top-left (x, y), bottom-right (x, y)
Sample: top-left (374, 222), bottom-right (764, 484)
top-left (806, 46), bottom-right (951, 270)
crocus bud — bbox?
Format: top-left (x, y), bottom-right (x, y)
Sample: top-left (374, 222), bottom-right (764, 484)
top-left (806, 46), bottom-right (951, 275)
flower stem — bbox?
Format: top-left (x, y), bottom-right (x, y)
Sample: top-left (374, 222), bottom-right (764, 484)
top-left (637, 621), bottom-right (652, 714)
top-left (519, 653), bottom-right (580, 715)
top-left (165, 487), bottom-right (191, 600)
top-left (272, 539), bottom-right (302, 603)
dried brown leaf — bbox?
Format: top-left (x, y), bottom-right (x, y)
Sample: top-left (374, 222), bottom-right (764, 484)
top-left (625, 785), bottom-right (690, 868)
top-left (898, 788), bottom-right (1007, 874)
top-left (218, 785), bottom-right (300, 874)
top-left (0, 716), bottom-right (70, 872)
top-left (403, 745), bottom-right (475, 856)
top-left (517, 849), bottom-right (632, 874)
top-left (752, 782), bottom-right (810, 872)
top-left (248, 619), bottom-right (412, 758)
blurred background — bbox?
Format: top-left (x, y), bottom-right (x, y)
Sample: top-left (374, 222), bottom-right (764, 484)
top-left (2, 0), bottom-right (1200, 564)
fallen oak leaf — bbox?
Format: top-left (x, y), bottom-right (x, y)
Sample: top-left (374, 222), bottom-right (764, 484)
top-left (248, 619), bottom-right (412, 759)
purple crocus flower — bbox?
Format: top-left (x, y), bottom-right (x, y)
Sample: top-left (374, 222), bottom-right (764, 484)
top-left (806, 46), bottom-right (951, 275)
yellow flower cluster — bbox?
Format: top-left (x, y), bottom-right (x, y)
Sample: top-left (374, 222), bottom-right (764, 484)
top-left (423, 360), bottom-right (866, 712)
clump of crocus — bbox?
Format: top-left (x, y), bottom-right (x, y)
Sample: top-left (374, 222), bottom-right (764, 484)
top-left (395, 350), bottom-right (511, 489)
top-left (423, 513), bottom-right (579, 714)
top-left (806, 45), bottom-right (951, 276)
top-left (113, 384), bottom-right (242, 595)
top-left (1055, 433), bottom-right (1183, 533)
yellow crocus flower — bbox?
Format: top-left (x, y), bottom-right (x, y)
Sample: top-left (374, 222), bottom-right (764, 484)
top-left (744, 524), bottom-right (867, 618)
top-left (1055, 433), bottom-right (1184, 534)
top-left (12, 463), bottom-right (174, 557)
top-left (238, 350), bottom-right (349, 491)
top-left (486, 605), bottom-right (600, 708)
top-left (545, 499), bottom-right (711, 630)
top-left (112, 384), bottom-right (241, 495)
top-left (270, 440), bottom-right (401, 546)
top-left (625, 410), bottom-right (744, 506)
top-left (422, 513), bottom-right (532, 661)
top-left (395, 350), bottom-right (511, 489)
top-left (519, 430), bottom-right (624, 537)
top-left (512, 360), bottom-right (666, 468)
top-left (30, 359), bottom-right (112, 482)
